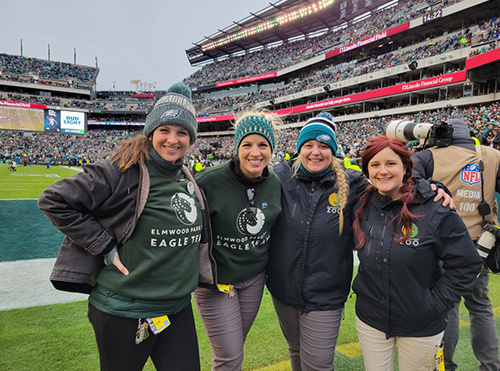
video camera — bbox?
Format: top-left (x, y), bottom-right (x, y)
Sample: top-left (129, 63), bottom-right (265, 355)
top-left (385, 120), bottom-right (454, 148)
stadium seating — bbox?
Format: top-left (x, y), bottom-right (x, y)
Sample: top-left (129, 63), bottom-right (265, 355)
top-left (1, 0), bottom-right (500, 166)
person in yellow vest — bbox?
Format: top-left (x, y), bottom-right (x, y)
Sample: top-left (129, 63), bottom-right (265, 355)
top-left (412, 119), bottom-right (500, 371)
top-left (344, 156), bottom-right (361, 171)
top-left (194, 161), bottom-right (203, 172)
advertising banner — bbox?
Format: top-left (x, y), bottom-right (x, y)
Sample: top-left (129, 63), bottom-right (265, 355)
top-left (44, 109), bottom-right (61, 133)
top-left (326, 23), bottom-right (410, 59)
top-left (271, 71), bottom-right (466, 116)
top-left (465, 47), bottom-right (500, 70)
top-left (215, 72), bottom-right (278, 88)
top-left (60, 111), bottom-right (86, 134)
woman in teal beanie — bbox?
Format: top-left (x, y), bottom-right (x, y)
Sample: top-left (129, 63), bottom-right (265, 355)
top-left (38, 83), bottom-right (214, 371)
top-left (193, 110), bottom-right (282, 370)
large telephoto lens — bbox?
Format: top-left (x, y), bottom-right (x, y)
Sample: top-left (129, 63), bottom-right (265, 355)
top-left (385, 120), bottom-right (433, 142)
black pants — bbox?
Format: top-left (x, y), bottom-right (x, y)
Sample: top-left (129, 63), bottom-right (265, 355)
top-left (88, 302), bottom-right (200, 371)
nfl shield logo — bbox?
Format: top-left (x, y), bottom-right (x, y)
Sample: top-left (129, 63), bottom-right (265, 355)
top-left (461, 163), bottom-right (481, 185)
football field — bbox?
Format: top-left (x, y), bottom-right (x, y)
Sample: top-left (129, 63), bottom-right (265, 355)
top-left (0, 106), bottom-right (44, 132)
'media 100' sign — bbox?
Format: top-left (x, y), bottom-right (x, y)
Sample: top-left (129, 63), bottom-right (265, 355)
top-left (44, 109), bottom-right (86, 134)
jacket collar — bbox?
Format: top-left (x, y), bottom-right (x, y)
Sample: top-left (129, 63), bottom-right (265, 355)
top-left (295, 165), bottom-right (336, 184)
top-left (366, 177), bottom-right (435, 221)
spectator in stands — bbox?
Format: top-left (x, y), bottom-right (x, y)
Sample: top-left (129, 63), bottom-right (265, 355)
top-left (493, 133), bottom-right (500, 151)
top-left (193, 111), bottom-right (282, 370)
top-left (352, 135), bottom-right (481, 371)
top-left (38, 83), bottom-right (215, 371)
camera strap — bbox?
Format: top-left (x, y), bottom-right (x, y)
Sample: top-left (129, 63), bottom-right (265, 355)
top-left (475, 145), bottom-right (491, 223)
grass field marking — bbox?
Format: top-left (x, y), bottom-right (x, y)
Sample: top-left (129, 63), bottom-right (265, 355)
top-left (9, 174), bottom-right (44, 176)
top-left (459, 319), bottom-right (469, 328)
top-left (2, 188), bottom-right (52, 192)
top-left (253, 360), bottom-right (291, 371)
top-left (0, 198), bottom-right (39, 200)
top-left (493, 305), bottom-right (500, 318)
top-left (336, 341), bottom-right (363, 358)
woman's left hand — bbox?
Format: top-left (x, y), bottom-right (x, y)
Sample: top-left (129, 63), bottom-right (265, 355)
top-left (431, 184), bottom-right (455, 209)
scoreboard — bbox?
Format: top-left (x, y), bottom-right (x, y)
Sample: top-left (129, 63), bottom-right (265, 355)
top-left (0, 101), bottom-right (86, 135)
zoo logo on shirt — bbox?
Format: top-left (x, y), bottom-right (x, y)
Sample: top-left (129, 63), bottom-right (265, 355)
top-left (236, 206), bottom-right (266, 236)
top-left (171, 192), bottom-right (198, 225)
top-left (400, 223), bottom-right (420, 246)
top-left (327, 193), bottom-right (342, 214)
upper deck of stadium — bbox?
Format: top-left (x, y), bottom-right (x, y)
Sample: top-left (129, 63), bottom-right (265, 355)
top-left (185, 0), bottom-right (498, 67)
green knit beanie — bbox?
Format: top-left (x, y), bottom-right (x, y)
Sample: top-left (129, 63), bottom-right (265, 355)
top-left (144, 83), bottom-right (197, 144)
top-left (234, 115), bottom-right (275, 153)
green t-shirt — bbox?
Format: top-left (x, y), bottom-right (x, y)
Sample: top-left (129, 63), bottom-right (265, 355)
top-left (90, 151), bottom-right (202, 318)
top-left (196, 161), bottom-right (281, 284)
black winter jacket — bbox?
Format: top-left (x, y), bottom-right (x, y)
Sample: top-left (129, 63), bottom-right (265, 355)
top-left (353, 178), bottom-right (482, 338)
top-left (38, 160), bottom-right (215, 293)
top-left (267, 161), bottom-right (368, 313)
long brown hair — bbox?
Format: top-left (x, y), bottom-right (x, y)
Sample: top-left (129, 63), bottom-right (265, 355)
top-left (111, 133), bottom-right (152, 172)
top-left (353, 135), bottom-right (419, 250)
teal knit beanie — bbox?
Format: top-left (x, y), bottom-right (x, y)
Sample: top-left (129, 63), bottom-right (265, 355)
top-left (297, 112), bottom-right (338, 155)
top-left (234, 115), bottom-right (275, 153)
top-left (144, 83), bottom-right (197, 144)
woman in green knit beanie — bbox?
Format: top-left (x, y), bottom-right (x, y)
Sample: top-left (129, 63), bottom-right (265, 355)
top-left (193, 110), bottom-right (282, 370)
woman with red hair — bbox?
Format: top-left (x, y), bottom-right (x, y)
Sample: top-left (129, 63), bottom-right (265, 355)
top-left (352, 135), bottom-right (482, 371)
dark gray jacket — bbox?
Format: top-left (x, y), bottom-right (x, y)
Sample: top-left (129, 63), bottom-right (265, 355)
top-left (38, 160), bottom-right (215, 293)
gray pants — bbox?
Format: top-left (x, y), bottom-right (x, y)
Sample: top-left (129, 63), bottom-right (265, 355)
top-left (193, 271), bottom-right (265, 371)
top-left (444, 265), bottom-right (500, 371)
top-left (272, 295), bottom-right (343, 371)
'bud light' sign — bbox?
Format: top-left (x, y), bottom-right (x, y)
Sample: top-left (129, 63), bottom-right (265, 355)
top-left (461, 163), bottom-right (481, 185)
top-left (60, 111), bottom-right (86, 135)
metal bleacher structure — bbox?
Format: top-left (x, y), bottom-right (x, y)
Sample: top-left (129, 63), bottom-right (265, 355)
top-left (1, 0), bottom-right (500, 142)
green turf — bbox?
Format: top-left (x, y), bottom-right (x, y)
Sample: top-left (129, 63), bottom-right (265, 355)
top-left (0, 164), bottom-right (82, 199)
top-left (0, 164), bottom-right (78, 262)
top-left (0, 199), bottom-right (64, 262)
top-left (2, 281), bottom-right (500, 370)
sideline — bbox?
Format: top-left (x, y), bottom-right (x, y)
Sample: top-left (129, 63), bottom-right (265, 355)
top-left (0, 258), bottom-right (87, 311)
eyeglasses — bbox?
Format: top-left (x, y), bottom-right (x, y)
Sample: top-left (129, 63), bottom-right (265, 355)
top-left (246, 188), bottom-right (258, 222)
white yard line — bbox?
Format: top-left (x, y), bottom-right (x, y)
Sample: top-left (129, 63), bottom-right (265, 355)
top-left (0, 258), bottom-right (87, 311)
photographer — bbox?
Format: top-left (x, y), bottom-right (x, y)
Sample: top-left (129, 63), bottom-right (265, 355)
top-left (410, 119), bottom-right (500, 371)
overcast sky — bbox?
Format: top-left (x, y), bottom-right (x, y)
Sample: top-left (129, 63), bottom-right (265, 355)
top-left (1, 0), bottom-right (274, 91)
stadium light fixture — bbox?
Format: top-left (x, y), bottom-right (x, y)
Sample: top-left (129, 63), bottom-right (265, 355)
top-left (201, 0), bottom-right (335, 52)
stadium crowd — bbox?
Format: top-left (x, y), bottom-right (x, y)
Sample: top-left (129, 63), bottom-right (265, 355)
top-left (2, 102), bottom-right (500, 166)
top-left (192, 17), bottom-right (500, 118)
top-left (184, 0), bottom-right (466, 88)
top-left (0, 53), bottom-right (97, 88)
top-left (1, 11), bottom-right (498, 121)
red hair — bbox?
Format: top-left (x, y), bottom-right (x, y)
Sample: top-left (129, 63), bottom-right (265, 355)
top-left (353, 135), bottom-right (420, 250)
